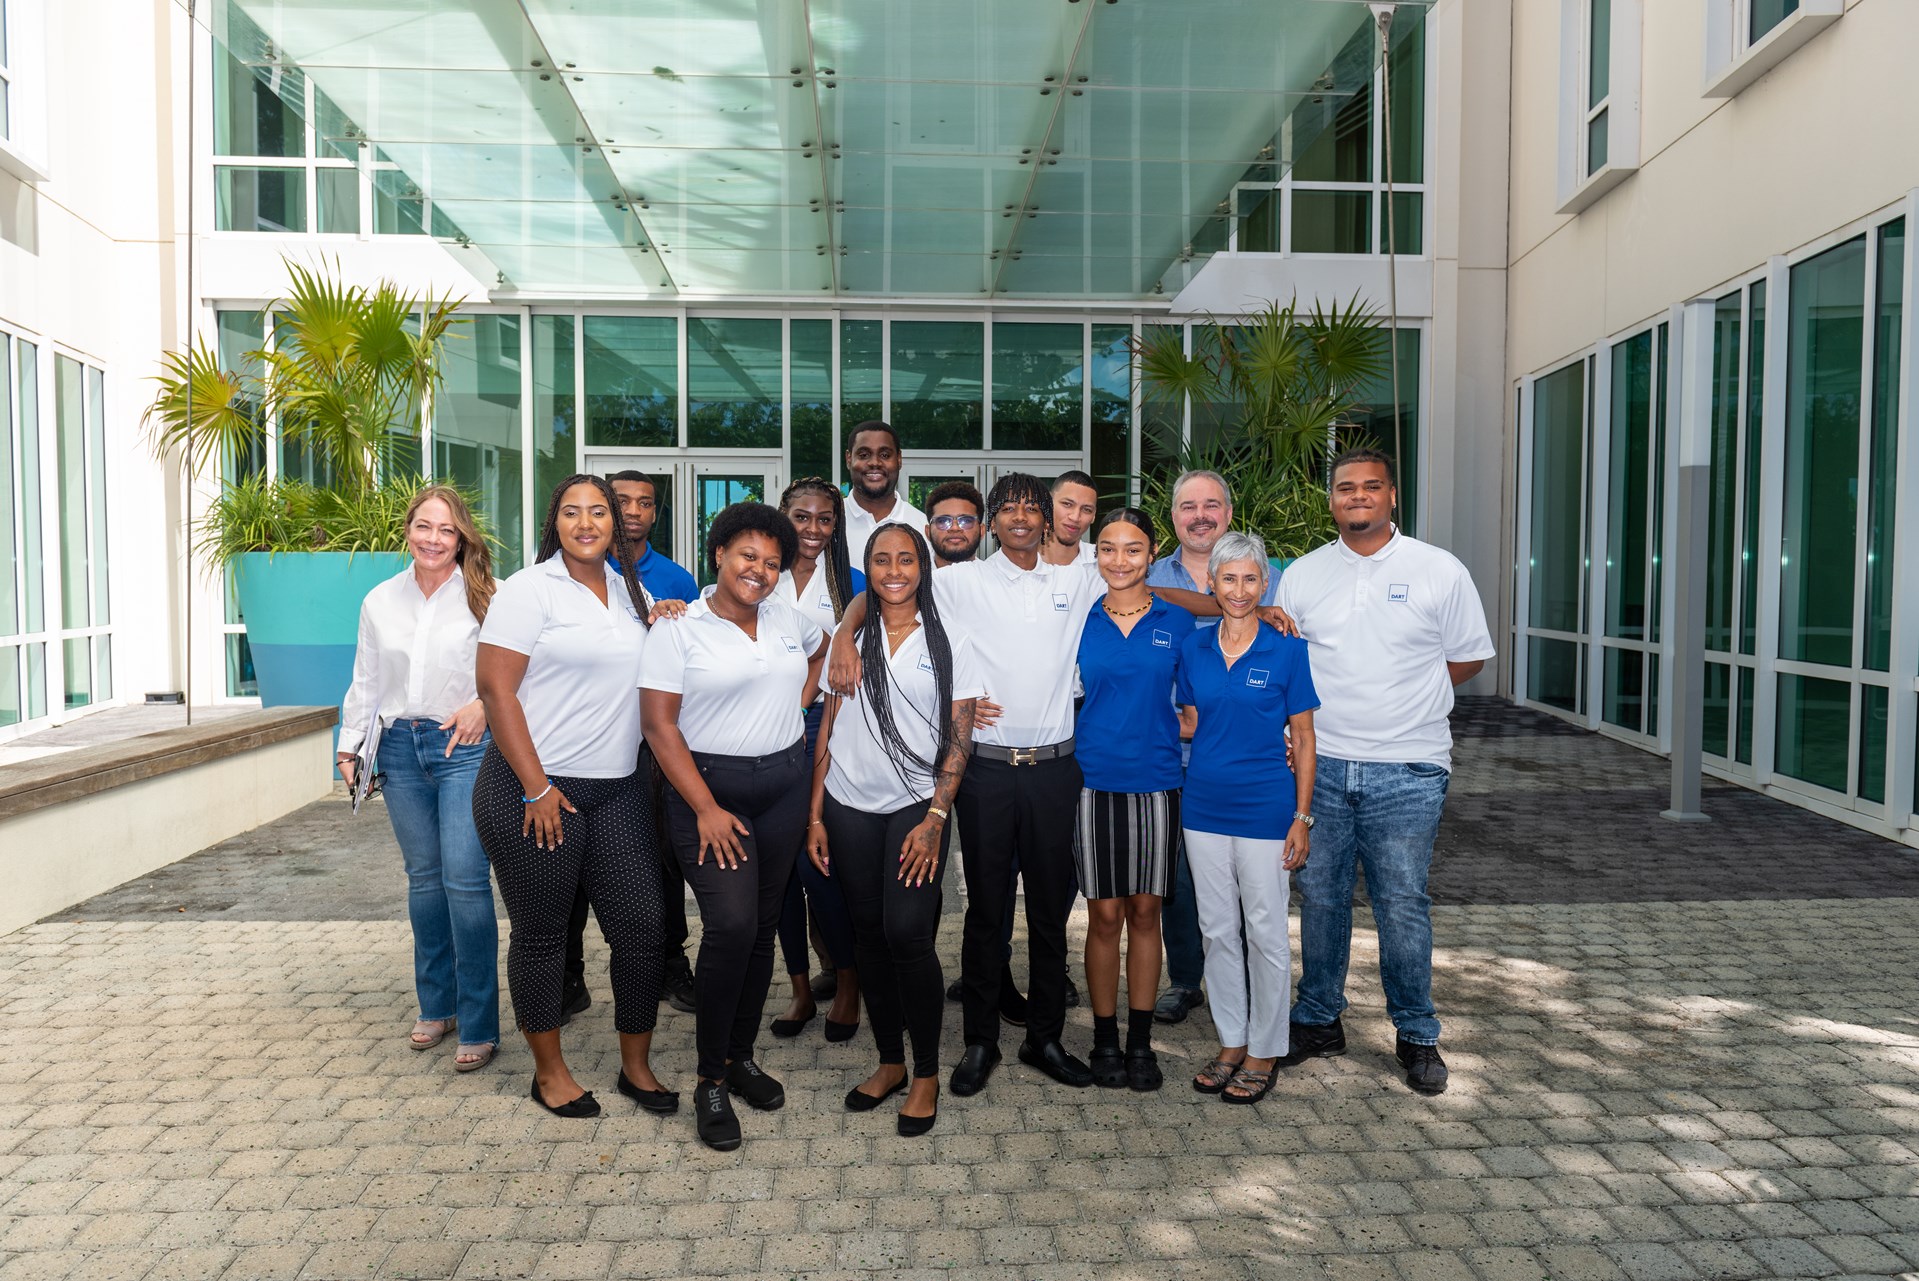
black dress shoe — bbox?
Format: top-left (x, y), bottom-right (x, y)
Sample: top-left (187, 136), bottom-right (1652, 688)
top-left (898, 1082), bottom-right (939, 1138)
top-left (1017, 1040), bottom-right (1094, 1088)
top-left (1062, 976), bottom-right (1081, 1009)
top-left (945, 978), bottom-right (963, 1003)
top-left (823, 1018), bottom-right (859, 1043)
top-left (724, 1058), bottom-right (786, 1111)
top-left (843, 1074), bottom-right (907, 1112)
top-left (1088, 1046), bottom-right (1128, 1089)
top-left (616, 1070), bottom-right (679, 1115)
top-left (998, 984), bottom-right (1029, 1027)
top-left (1396, 1037), bottom-right (1449, 1095)
top-left (768, 1008), bottom-right (815, 1038)
top-left (949, 1044), bottom-right (1001, 1097)
top-left (1124, 1046), bottom-right (1164, 1092)
top-left (1276, 1017), bottom-right (1347, 1067)
top-left (559, 984), bottom-right (591, 1026)
top-left (530, 1078), bottom-right (600, 1119)
top-left (663, 958), bottom-right (697, 1014)
top-left (693, 1080), bottom-right (740, 1151)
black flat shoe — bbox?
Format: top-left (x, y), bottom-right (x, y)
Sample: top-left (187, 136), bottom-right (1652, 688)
top-left (949, 1044), bottom-right (1001, 1097)
top-left (1088, 1046), bottom-right (1128, 1090)
top-left (897, 1082), bottom-right (939, 1138)
top-left (1017, 1039), bottom-right (1094, 1088)
top-left (823, 1018), bottom-right (859, 1043)
top-left (616, 1070), bottom-right (679, 1115)
top-left (1125, 1046), bottom-right (1164, 1092)
top-left (693, 1080), bottom-right (740, 1151)
top-left (530, 1078), bottom-right (600, 1119)
top-left (725, 1058), bottom-right (786, 1111)
top-left (843, 1075), bottom-right (907, 1112)
top-left (769, 1008), bottom-right (816, 1038)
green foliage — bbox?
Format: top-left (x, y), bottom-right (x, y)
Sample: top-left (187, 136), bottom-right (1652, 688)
top-left (1136, 431), bottom-right (1339, 562)
top-left (196, 473), bottom-right (492, 566)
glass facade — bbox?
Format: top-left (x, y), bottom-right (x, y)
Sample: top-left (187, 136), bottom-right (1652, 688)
top-left (50, 353), bottom-right (111, 712)
top-left (434, 314), bottom-right (525, 569)
top-left (891, 322), bottom-right (983, 450)
top-left (584, 317), bottom-right (677, 449)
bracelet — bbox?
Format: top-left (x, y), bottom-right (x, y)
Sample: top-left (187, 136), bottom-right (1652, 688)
top-left (523, 783), bottom-right (554, 804)
top-left (927, 805), bottom-right (948, 821)
top-left (809, 818), bottom-right (825, 828)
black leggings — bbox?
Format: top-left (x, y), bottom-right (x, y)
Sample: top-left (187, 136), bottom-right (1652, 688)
top-left (473, 748), bottom-right (663, 1035)
top-left (824, 792), bottom-right (950, 1078)
top-left (664, 741), bottom-right (808, 1080)
top-left (777, 703), bottom-right (857, 977)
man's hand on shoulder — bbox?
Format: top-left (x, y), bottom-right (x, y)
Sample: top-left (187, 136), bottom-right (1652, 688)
top-left (1257, 604), bottom-right (1300, 637)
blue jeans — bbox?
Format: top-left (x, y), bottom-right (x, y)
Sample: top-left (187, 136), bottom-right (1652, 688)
top-left (1291, 756), bottom-right (1449, 1045)
top-left (379, 720), bottom-right (500, 1046)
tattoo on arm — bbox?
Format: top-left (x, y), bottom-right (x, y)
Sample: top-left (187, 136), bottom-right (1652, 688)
top-left (930, 700), bottom-right (977, 813)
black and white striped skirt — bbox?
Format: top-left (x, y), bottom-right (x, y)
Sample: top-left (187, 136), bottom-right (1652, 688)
top-left (1073, 787), bottom-right (1181, 900)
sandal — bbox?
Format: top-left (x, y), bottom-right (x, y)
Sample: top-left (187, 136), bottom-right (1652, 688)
top-left (1221, 1065), bottom-right (1275, 1105)
top-left (1192, 1057), bottom-right (1242, 1095)
top-left (453, 1042), bottom-right (497, 1073)
top-left (410, 1019), bottom-right (454, 1050)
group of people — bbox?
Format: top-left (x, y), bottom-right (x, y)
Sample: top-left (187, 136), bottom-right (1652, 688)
top-left (336, 419), bottom-right (1494, 1151)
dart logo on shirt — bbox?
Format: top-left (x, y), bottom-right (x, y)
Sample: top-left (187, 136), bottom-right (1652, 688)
top-left (1151, 630), bottom-right (1172, 648)
top-left (780, 635), bottom-right (801, 653)
top-left (1053, 593), bottom-right (1070, 612)
top-left (1246, 669), bottom-right (1270, 689)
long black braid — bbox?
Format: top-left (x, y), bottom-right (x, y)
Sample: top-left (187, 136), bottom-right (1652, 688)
top-left (779, 475), bottom-right (856, 623)
top-left (536, 473), bottom-right (651, 623)
top-left (856, 524), bottom-right (957, 793)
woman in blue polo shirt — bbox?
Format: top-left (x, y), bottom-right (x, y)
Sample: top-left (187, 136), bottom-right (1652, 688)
top-left (1073, 508), bottom-right (1197, 1093)
top-left (1176, 530), bottom-right (1318, 1107)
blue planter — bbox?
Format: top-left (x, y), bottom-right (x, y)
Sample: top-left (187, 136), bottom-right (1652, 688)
top-left (232, 551), bottom-right (409, 711)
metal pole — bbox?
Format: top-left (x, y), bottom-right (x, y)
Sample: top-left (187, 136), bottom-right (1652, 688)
top-left (1664, 302), bottom-right (1713, 822)
top-left (1374, 4), bottom-right (1404, 480)
top-left (184, 0), bottom-right (197, 726)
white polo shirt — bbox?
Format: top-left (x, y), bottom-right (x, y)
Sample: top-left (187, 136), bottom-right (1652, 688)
top-left (844, 491), bottom-right (928, 569)
top-left (826, 621), bottom-right (986, 814)
top-left (640, 592), bottom-right (826, 757)
top-left (479, 557), bottom-right (653, 778)
top-left (933, 551), bottom-right (1102, 749)
top-left (775, 565), bottom-right (851, 637)
top-left (1274, 528), bottom-right (1496, 770)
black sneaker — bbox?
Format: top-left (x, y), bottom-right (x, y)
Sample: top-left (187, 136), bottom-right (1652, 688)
top-left (1063, 976), bottom-right (1081, 1009)
top-left (662, 957), bottom-right (697, 1014)
top-left (693, 1080), bottom-right (740, 1151)
top-left (725, 1058), bottom-right (786, 1111)
top-left (559, 983), bottom-right (591, 1026)
top-left (1276, 1017), bottom-right (1346, 1068)
top-left (945, 979), bottom-right (963, 1003)
top-left (1395, 1037), bottom-right (1448, 1095)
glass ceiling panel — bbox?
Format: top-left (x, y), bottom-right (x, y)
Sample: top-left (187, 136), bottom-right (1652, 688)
top-left (220, 0), bottom-right (1424, 299)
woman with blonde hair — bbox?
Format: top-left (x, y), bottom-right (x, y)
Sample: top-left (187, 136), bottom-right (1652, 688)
top-left (338, 483), bottom-right (501, 1071)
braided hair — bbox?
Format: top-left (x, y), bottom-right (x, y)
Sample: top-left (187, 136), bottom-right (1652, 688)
top-left (984, 471), bottom-right (1053, 545)
top-left (855, 524), bottom-right (958, 793)
top-left (535, 473), bottom-right (650, 623)
top-left (779, 476), bottom-right (856, 624)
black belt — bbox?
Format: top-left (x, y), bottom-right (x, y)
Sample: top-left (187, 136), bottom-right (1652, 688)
top-left (972, 737), bottom-right (1075, 766)
top-left (690, 739), bottom-right (805, 770)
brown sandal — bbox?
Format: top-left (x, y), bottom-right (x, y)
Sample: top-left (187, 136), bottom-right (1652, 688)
top-left (453, 1042), bottom-right (497, 1073)
top-left (1192, 1058), bottom-right (1242, 1094)
top-left (410, 1018), bottom-right (454, 1050)
top-left (1221, 1065), bottom-right (1275, 1105)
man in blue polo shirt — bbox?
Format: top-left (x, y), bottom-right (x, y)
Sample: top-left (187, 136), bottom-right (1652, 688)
top-left (1143, 469), bottom-right (1279, 1025)
top-left (561, 470), bottom-right (699, 1025)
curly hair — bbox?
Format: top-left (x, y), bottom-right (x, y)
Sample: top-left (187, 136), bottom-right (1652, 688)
top-left (779, 477), bottom-right (856, 623)
top-left (923, 479), bottom-right (984, 518)
top-left (705, 501), bottom-right (799, 574)
top-left (535, 474), bottom-right (649, 621)
top-left (984, 471), bottom-right (1053, 541)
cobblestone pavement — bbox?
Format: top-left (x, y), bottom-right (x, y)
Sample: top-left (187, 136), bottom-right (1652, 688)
top-left (3, 701), bottom-right (1918, 1281)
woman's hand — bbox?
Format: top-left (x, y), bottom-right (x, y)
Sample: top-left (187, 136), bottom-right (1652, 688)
top-left (898, 814), bottom-right (944, 887)
top-left (522, 785), bottom-right (578, 850)
top-left (1282, 818), bottom-right (1310, 871)
top-left (648, 598), bottom-right (688, 623)
top-left (336, 753), bottom-right (358, 788)
top-left (973, 696), bottom-right (1003, 729)
top-left (696, 804), bottom-right (751, 869)
top-left (827, 631), bottom-right (863, 697)
top-left (806, 819), bottom-right (831, 876)
top-left (439, 699), bottom-right (488, 755)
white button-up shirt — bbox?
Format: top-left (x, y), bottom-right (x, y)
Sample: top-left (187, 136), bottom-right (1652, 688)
top-left (826, 620), bottom-right (986, 814)
top-left (932, 551), bottom-right (1101, 749)
top-left (844, 491), bottom-right (928, 570)
top-left (640, 592), bottom-right (826, 757)
top-left (1274, 528), bottom-right (1496, 770)
top-left (338, 566), bottom-right (482, 756)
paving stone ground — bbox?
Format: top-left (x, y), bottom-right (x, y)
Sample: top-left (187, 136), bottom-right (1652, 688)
top-left (3, 699), bottom-right (1918, 1281)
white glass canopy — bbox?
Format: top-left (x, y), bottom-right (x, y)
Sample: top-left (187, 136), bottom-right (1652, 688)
top-left (216, 0), bottom-right (1425, 299)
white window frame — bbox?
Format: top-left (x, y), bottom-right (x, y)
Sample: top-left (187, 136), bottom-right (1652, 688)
top-left (1555, 0), bottom-right (1641, 216)
top-left (1703, 0), bottom-right (1844, 99)
top-left (0, 0), bottom-right (48, 182)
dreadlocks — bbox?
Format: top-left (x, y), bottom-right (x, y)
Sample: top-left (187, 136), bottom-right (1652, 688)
top-left (779, 476), bottom-right (857, 624)
top-left (984, 470), bottom-right (1053, 545)
top-left (535, 473), bottom-right (651, 623)
top-left (855, 524), bottom-right (958, 794)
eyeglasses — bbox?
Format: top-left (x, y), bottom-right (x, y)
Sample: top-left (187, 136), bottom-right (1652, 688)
top-left (931, 514), bottom-right (980, 531)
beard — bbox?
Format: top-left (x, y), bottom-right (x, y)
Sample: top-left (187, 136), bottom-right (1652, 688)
top-left (934, 540), bottom-right (980, 564)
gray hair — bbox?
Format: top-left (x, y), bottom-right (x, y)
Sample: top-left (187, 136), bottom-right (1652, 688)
top-left (1207, 530), bottom-right (1269, 586)
top-left (1171, 469), bottom-right (1233, 510)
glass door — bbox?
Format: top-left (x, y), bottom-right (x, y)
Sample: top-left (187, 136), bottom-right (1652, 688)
top-left (582, 453), bottom-right (781, 588)
top-left (897, 456), bottom-right (986, 515)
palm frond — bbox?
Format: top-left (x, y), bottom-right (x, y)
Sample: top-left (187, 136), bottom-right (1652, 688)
top-left (141, 343), bottom-right (265, 479)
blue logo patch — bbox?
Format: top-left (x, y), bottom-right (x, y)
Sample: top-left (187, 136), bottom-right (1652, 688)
top-left (1151, 629), bottom-right (1172, 649)
top-left (917, 654), bottom-right (936, 675)
top-left (1053, 593), bottom-right (1070, 612)
top-left (1388, 583), bottom-right (1410, 603)
top-left (780, 635), bottom-right (802, 654)
top-left (1246, 668), bottom-right (1271, 689)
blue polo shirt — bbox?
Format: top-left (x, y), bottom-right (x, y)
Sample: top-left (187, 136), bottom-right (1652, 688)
top-left (610, 544), bottom-right (697, 604)
top-left (1075, 596), bottom-right (1197, 794)
top-left (1144, 552), bottom-right (1280, 630)
top-left (1175, 626), bottom-right (1318, 839)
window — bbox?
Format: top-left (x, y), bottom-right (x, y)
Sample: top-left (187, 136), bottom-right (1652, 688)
top-left (434, 315), bottom-right (525, 569)
top-left (890, 321), bottom-right (982, 450)
top-left (991, 323), bottom-right (1082, 453)
top-left (0, 0), bottom-right (12, 141)
top-left (686, 319), bottom-right (781, 450)
top-left (1556, 0), bottom-right (1640, 213)
top-left (530, 315), bottom-right (578, 541)
top-left (53, 354), bottom-right (112, 711)
top-left (1703, 0), bottom-right (1842, 98)
top-left (583, 316), bottom-right (677, 448)
top-left (1, 331), bottom-right (49, 729)
top-left (1524, 359), bottom-right (1590, 714)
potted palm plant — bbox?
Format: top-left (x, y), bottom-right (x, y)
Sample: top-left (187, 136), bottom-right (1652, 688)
top-left (144, 260), bottom-right (466, 708)
top-left (1130, 296), bottom-right (1389, 561)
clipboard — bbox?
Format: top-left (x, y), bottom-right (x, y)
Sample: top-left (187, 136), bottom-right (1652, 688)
top-left (349, 709), bottom-right (385, 815)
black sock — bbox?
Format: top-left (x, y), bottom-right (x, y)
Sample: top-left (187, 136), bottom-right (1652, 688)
top-left (1093, 1014), bottom-right (1119, 1051)
top-left (1127, 1007), bottom-right (1155, 1053)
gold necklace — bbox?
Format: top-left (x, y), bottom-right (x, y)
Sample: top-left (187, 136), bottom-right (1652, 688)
top-left (885, 621), bottom-right (919, 636)
top-left (1104, 591), bottom-right (1152, 619)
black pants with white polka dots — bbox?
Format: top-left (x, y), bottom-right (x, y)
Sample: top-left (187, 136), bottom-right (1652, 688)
top-left (473, 747), bottom-right (663, 1036)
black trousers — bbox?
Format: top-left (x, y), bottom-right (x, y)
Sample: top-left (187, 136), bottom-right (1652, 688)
top-left (824, 792), bottom-right (950, 1078)
top-left (953, 751), bottom-right (1083, 1048)
top-left (472, 748), bottom-right (663, 1035)
top-left (565, 744), bottom-right (686, 994)
top-left (663, 741), bottom-right (809, 1080)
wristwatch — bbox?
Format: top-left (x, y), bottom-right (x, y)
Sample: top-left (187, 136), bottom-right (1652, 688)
top-left (1292, 810), bottom-right (1316, 830)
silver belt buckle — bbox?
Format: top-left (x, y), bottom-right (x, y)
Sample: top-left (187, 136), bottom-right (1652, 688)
top-left (1009, 746), bottom-right (1040, 766)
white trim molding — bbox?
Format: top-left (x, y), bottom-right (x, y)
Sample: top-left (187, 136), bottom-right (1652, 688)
top-left (1556, 0), bottom-right (1642, 216)
top-left (1702, 0), bottom-right (1843, 99)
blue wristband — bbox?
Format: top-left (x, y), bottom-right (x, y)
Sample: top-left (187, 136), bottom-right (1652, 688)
top-left (523, 781), bottom-right (554, 804)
